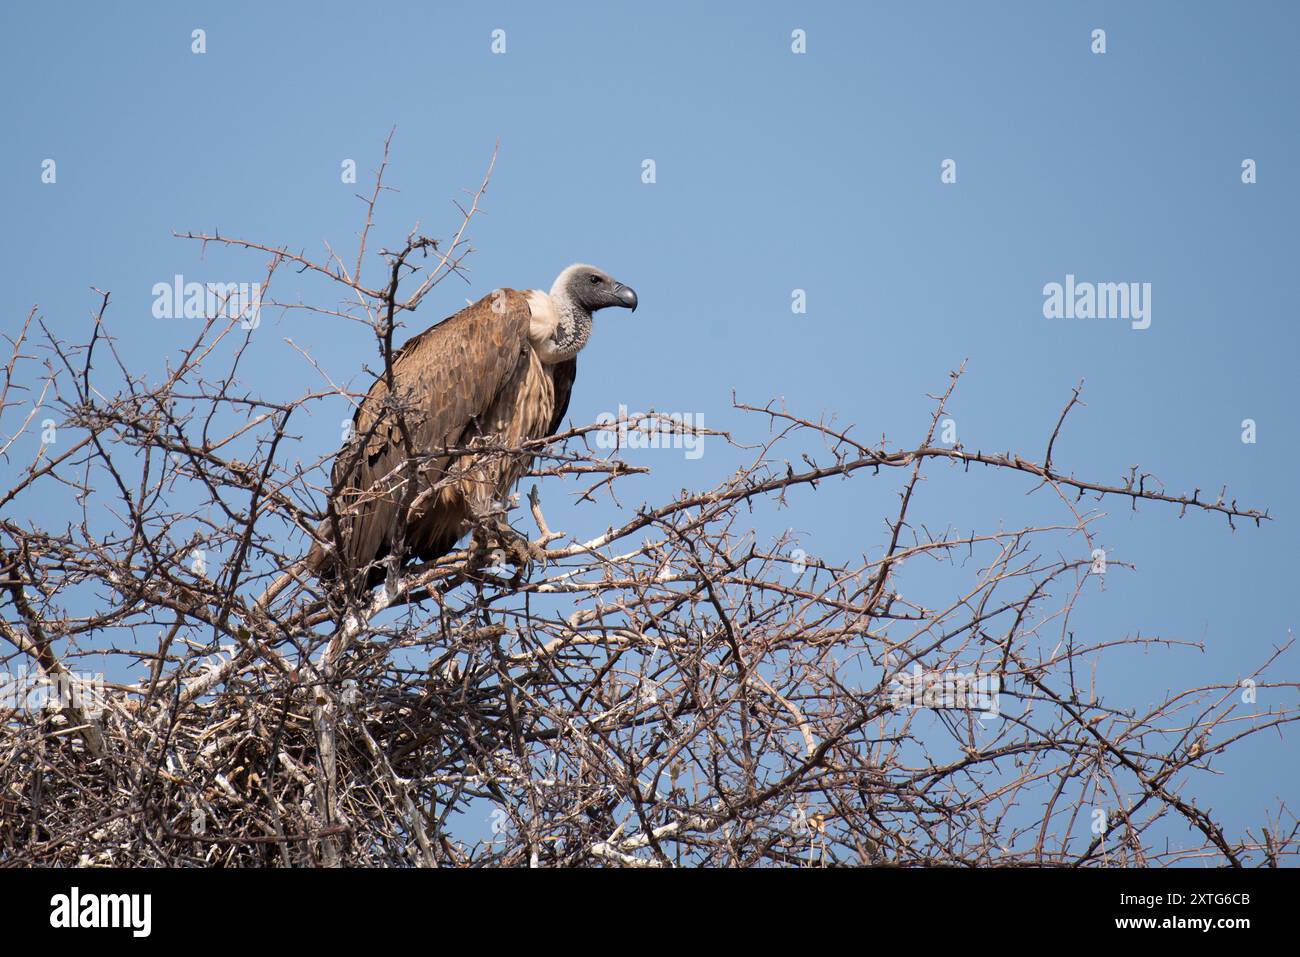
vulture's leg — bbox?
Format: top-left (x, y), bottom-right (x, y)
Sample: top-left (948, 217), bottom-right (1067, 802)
top-left (493, 521), bottom-right (547, 581)
top-left (465, 497), bottom-right (545, 582)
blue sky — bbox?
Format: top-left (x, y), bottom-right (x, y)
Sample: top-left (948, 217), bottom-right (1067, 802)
top-left (1, 1), bottom-right (1296, 854)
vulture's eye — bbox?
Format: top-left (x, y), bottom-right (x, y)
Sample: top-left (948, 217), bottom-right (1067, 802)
top-left (589, 275), bottom-right (601, 285)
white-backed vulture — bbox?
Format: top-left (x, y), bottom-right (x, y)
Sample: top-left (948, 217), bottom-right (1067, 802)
top-left (308, 264), bottom-right (637, 592)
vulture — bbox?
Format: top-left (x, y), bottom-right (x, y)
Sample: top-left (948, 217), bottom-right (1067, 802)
top-left (308, 263), bottom-right (637, 592)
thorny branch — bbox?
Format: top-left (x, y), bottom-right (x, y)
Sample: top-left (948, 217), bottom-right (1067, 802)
top-left (0, 139), bottom-right (1294, 867)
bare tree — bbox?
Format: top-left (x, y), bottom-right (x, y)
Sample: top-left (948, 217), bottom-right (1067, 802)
top-left (1, 139), bottom-right (1295, 867)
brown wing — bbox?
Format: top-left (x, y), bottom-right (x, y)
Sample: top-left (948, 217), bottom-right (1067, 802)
top-left (547, 357), bottom-right (577, 435)
top-left (327, 289), bottom-right (533, 581)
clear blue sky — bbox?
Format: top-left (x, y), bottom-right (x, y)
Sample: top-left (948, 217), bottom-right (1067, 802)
top-left (2, 1), bottom-right (1296, 853)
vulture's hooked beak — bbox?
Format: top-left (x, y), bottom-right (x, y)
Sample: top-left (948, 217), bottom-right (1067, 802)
top-left (614, 283), bottom-right (638, 312)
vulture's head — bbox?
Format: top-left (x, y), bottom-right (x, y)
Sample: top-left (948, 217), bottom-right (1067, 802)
top-left (552, 264), bottom-right (638, 315)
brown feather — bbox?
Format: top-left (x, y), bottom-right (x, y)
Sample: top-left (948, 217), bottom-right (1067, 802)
top-left (310, 288), bottom-right (561, 591)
